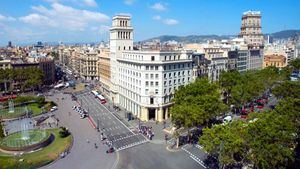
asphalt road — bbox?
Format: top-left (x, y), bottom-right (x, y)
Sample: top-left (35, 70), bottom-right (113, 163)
top-left (76, 91), bottom-right (147, 151)
top-left (42, 92), bottom-right (117, 169)
top-left (117, 143), bottom-right (205, 169)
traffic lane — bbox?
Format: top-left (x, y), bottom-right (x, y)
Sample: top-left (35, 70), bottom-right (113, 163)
top-left (77, 93), bottom-right (134, 139)
top-left (117, 143), bottom-right (202, 169)
top-left (44, 93), bottom-right (117, 169)
top-left (76, 92), bottom-right (148, 150)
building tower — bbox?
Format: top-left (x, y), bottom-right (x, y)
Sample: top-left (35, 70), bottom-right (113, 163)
top-left (109, 15), bottom-right (133, 104)
top-left (239, 11), bottom-right (264, 49)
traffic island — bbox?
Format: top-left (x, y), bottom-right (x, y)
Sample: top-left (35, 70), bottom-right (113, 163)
top-left (0, 128), bottom-right (72, 169)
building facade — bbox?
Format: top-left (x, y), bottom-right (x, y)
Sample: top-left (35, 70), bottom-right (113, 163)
top-left (109, 15), bottom-right (194, 122)
top-left (79, 51), bottom-right (98, 80)
top-left (98, 48), bottom-right (111, 96)
top-left (239, 11), bottom-right (264, 48)
top-left (263, 54), bottom-right (286, 68)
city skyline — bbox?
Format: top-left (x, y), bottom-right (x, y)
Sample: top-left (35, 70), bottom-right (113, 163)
top-left (0, 0), bottom-right (299, 46)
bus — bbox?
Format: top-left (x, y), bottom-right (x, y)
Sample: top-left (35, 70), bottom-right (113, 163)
top-left (91, 90), bottom-right (99, 97)
top-left (91, 90), bottom-right (106, 104)
top-left (96, 94), bottom-right (106, 104)
top-left (0, 95), bottom-right (17, 102)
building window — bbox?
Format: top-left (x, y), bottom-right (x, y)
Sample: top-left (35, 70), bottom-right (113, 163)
top-left (164, 81), bottom-right (167, 86)
top-left (164, 89), bottom-right (166, 94)
top-left (146, 89), bottom-right (149, 94)
top-left (155, 74), bottom-right (159, 79)
top-left (124, 46), bottom-right (126, 50)
top-left (146, 81), bottom-right (149, 86)
top-left (169, 65), bottom-right (171, 69)
top-left (151, 56), bottom-right (155, 61)
top-left (169, 80), bottom-right (171, 85)
top-left (169, 73), bottom-right (171, 78)
top-left (150, 82), bottom-right (154, 86)
top-left (155, 89), bottom-right (159, 94)
top-left (155, 82), bottom-right (159, 86)
top-left (146, 66), bottom-right (149, 70)
top-left (164, 56), bottom-right (167, 61)
top-left (155, 66), bottom-right (158, 70)
top-left (129, 46), bottom-right (131, 50)
top-left (164, 74), bottom-right (166, 78)
top-left (146, 74), bottom-right (149, 79)
top-left (150, 98), bottom-right (154, 104)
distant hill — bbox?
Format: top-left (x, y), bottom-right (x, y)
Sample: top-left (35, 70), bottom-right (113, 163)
top-left (142, 29), bottom-right (300, 43)
top-left (142, 35), bottom-right (234, 43)
top-left (269, 30), bottom-right (300, 39)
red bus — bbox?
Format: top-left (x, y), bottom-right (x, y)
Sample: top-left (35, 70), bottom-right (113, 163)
top-left (96, 94), bottom-right (106, 104)
top-left (0, 95), bottom-right (17, 102)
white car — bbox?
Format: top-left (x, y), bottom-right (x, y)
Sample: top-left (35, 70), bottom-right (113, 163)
top-left (50, 106), bottom-right (58, 112)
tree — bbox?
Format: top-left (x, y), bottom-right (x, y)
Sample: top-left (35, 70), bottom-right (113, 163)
top-left (289, 58), bottom-right (300, 71)
top-left (200, 120), bottom-right (248, 167)
top-left (200, 111), bottom-right (297, 169)
top-left (230, 71), bottom-right (265, 107)
top-left (274, 98), bottom-right (300, 132)
top-left (246, 112), bottom-right (296, 169)
top-left (170, 78), bottom-right (227, 129)
top-left (272, 81), bottom-right (300, 99)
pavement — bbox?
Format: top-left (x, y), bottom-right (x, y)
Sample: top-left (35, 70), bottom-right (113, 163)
top-left (41, 92), bottom-right (117, 169)
top-left (35, 87), bottom-right (209, 169)
top-left (75, 91), bottom-right (148, 151)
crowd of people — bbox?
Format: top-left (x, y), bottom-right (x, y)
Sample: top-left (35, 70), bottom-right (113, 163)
top-left (138, 125), bottom-right (154, 140)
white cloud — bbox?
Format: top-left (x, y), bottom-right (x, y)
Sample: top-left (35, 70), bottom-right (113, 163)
top-left (19, 14), bottom-right (57, 27)
top-left (20, 3), bottom-right (109, 31)
top-left (163, 19), bottom-right (179, 25)
top-left (152, 15), bottom-right (161, 20)
top-left (83, 0), bottom-right (98, 7)
top-left (124, 0), bottom-right (135, 5)
top-left (151, 3), bottom-right (166, 11)
top-left (0, 14), bottom-right (16, 22)
top-left (43, 0), bottom-right (98, 7)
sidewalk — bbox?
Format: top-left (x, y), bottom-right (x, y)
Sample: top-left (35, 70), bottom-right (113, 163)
top-left (99, 95), bottom-right (172, 144)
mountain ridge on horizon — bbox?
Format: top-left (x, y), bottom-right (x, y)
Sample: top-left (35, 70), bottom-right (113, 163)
top-left (141, 29), bottom-right (300, 43)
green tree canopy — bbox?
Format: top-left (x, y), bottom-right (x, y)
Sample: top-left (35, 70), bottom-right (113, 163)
top-left (200, 111), bottom-right (297, 169)
top-left (170, 78), bottom-right (227, 128)
top-left (272, 81), bottom-right (300, 99)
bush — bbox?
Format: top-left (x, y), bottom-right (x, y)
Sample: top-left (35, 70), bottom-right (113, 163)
top-left (0, 123), bottom-right (5, 138)
top-left (59, 127), bottom-right (70, 138)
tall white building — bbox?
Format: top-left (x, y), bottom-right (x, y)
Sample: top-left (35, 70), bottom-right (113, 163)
top-left (110, 15), bottom-right (133, 104)
top-left (109, 15), bottom-right (194, 121)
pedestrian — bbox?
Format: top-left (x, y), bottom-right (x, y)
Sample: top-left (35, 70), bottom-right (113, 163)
top-left (86, 139), bottom-right (90, 143)
top-left (165, 134), bottom-right (168, 144)
top-left (94, 143), bottom-right (97, 148)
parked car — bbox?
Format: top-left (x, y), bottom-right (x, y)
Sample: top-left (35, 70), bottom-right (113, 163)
top-left (50, 106), bottom-right (58, 112)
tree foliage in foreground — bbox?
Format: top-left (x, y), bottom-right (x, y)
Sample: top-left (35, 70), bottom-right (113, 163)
top-left (0, 67), bottom-right (44, 91)
top-left (200, 111), bottom-right (297, 169)
top-left (170, 78), bottom-right (227, 128)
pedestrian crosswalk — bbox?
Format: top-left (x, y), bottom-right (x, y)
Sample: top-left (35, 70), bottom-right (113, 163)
top-left (75, 91), bottom-right (148, 152)
top-left (181, 144), bottom-right (207, 169)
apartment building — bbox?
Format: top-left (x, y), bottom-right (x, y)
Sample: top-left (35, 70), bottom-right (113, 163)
top-left (109, 15), bottom-right (194, 122)
top-left (263, 54), bottom-right (286, 68)
top-left (79, 51), bottom-right (98, 80)
top-left (98, 48), bottom-right (111, 96)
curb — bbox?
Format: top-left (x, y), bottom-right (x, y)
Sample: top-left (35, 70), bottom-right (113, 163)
top-left (36, 132), bottom-right (74, 169)
top-left (166, 145), bottom-right (181, 152)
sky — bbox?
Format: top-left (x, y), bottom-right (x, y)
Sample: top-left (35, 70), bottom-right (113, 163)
top-left (0, 0), bottom-right (299, 46)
